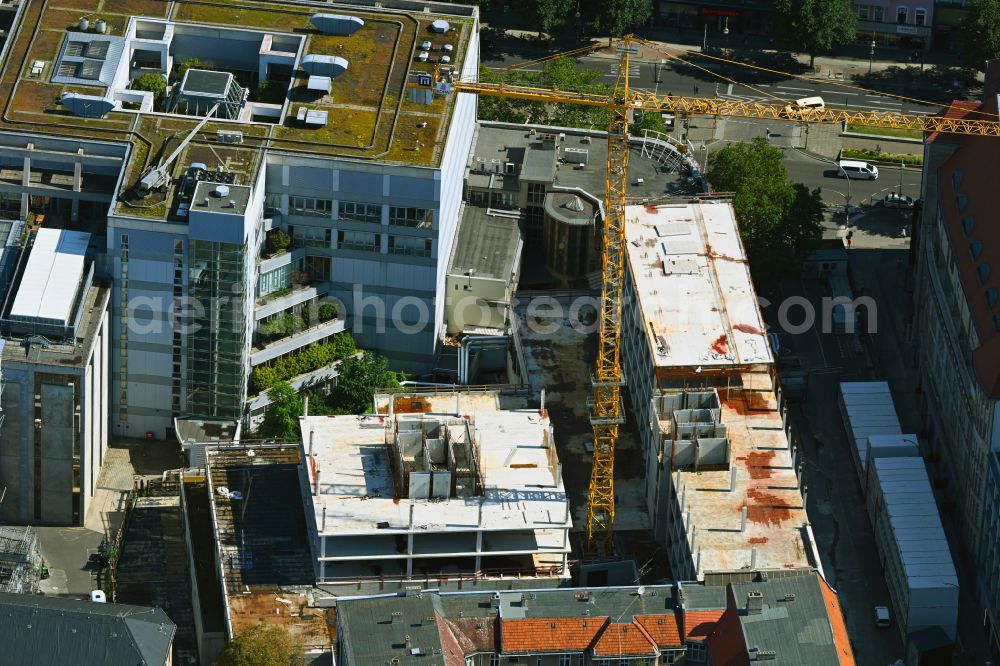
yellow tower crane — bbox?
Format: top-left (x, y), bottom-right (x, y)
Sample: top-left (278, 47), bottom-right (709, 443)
top-left (449, 35), bottom-right (1000, 554)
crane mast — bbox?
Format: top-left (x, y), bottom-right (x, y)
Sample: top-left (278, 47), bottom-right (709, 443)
top-left (585, 41), bottom-right (634, 555)
top-left (449, 35), bottom-right (1000, 557)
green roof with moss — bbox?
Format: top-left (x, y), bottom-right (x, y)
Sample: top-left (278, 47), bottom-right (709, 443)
top-left (0, 0), bottom-right (475, 221)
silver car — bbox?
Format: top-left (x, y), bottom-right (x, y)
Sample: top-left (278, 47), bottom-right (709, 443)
top-left (884, 193), bottom-right (916, 209)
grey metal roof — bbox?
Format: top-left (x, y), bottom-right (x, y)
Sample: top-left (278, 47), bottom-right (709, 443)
top-left (50, 33), bottom-right (125, 88)
top-left (520, 143), bottom-right (556, 182)
top-left (449, 206), bottom-right (521, 280)
top-left (730, 574), bottom-right (841, 664)
top-left (180, 69), bottom-right (233, 96)
top-left (0, 591), bottom-right (175, 665)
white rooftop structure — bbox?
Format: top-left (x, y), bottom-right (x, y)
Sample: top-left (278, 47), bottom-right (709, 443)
top-left (624, 203), bottom-right (772, 371)
top-left (301, 390), bottom-right (571, 585)
top-left (866, 456), bottom-right (959, 640)
top-left (838, 382), bottom-right (903, 478)
top-left (10, 228), bottom-right (90, 327)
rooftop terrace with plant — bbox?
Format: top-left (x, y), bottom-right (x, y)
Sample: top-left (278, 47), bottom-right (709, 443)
top-left (0, 0), bottom-right (475, 221)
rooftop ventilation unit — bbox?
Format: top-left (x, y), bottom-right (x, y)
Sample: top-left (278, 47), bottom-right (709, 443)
top-left (310, 13), bottom-right (364, 36)
top-left (213, 185), bottom-right (230, 198)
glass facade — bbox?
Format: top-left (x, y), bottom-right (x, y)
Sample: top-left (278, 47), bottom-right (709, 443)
top-left (187, 239), bottom-right (250, 419)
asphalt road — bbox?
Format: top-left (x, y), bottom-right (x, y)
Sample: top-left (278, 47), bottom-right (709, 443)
top-left (482, 51), bottom-right (940, 116)
top-left (778, 147), bottom-right (923, 209)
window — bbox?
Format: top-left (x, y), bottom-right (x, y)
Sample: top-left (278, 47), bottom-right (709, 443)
top-left (293, 225), bottom-right (331, 249)
top-left (259, 264), bottom-right (292, 296)
top-left (338, 230), bottom-right (379, 252)
top-left (664, 651), bottom-right (680, 665)
top-left (305, 255), bottom-right (331, 280)
top-left (559, 656), bottom-right (571, 666)
top-left (871, 5), bottom-right (884, 20)
top-left (527, 181), bottom-right (546, 205)
top-left (470, 190), bottom-right (488, 206)
top-left (595, 660), bottom-right (611, 666)
top-left (388, 235), bottom-right (432, 257)
top-left (915, 7), bottom-right (926, 25)
top-left (492, 191), bottom-right (518, 209)
top-left (289, 196), bottom-right (333, 217)
top-left (340, 201), bottom-right (382, 224)
top-left (686, 640), bottom-right (707, 662)
top-left (490, 654), bottom-right (500, 666)
top-left (857, 4), bottom-right (869, 20)
top-left (896, 6), bottom-right (907, 23)
top-left (265, 193), bottom-right (282, 212)
top-left (389, 206), bottom-right (432, 228)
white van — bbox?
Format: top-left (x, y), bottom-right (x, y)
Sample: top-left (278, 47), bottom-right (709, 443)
top-left (795, 96), bottom-right (825, 110)
top-left (781, 96), bottom-right (825, 118)
top-left (837, 159), bottom-right (879, 180)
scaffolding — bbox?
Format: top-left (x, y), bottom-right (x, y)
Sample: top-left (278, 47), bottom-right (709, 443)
top-left (0, 526), bottom-right (42, 594)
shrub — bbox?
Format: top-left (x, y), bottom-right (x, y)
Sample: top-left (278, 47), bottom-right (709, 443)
top-left (131, 73), bottom-right (166, 102)
top-left (318, 303), bottom-right (338, 321)
top-left (250, 332), bottom-right (358, 394)
top-left (266, 229), bottom-right (291, 255)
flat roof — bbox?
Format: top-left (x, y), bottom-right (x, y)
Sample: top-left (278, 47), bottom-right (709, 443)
top-left (0, 0), bottom-right (476, 221)
top-left (300, 390), bottom-right (570, 537)
top-left (872, 457), bottom-right (958, 597)
top-left (204, 445), bottom-right (328, 646)
top-left (470, 124), bottom-right (696, 204)
top-left (449, 206), bottom-right (522, 280)
top-left (660, 376), bottom-right (813, 577)
top-left (191, 181), bottom-right (251, 216)
top-left (625, 203), bottom-right (773, 371)
top-left (180, 69), bottom-right (233, 96)
top-left (10, 228), bottom-right (89, 325)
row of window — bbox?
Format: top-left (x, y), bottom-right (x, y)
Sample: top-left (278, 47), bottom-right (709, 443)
top-left (857, 4), bottom-right (926, 25)
top-left (286, 226), bottom-right (432, 256)
top-left (278, 195), bottom-right (432, 229)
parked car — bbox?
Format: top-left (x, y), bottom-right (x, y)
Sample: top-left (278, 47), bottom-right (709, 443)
top-left (874, 605), bottom-right (891, 628)
top-left (884, 193), bottom-right (916, 209)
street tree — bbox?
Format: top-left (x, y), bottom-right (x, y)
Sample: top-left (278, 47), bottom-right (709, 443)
top-left (594, 0), bottom-right (652, 38)
top-left (706, 138), bottom-right (823, 281)
top-left (478, 58), bottom-right (610, 129)
top-left (958, 0), bottom-right (1000, 70)
top-left (258, 381), bottom-right (303, 440)
top-left (217, 624), bottom-right (306, 666)
top-left (772, 0), bottom-right (857, 68)
top-left (325, 352), bottom-right (401, 415)
top-left (530, 0), bottom-right (575, 34)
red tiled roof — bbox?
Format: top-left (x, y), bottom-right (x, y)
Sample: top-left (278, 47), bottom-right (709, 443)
top-left (500, 617), bottom-right (608, 653)
top-left (634, 614), bottom-right (683, 647)
top-left (927, 100), bottom-right (981, 143)
top-left (592, 622), bottom-right (657, 657)
top-left (684, 610), bottom-right (724, 640)
top-left (819, 577), bottom-right (858, 666)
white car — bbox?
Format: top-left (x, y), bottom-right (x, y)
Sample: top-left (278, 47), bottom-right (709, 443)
top-left (874, 605), bottom-right (890, 628)
top-left (884, 193), bottom-right (916, 209)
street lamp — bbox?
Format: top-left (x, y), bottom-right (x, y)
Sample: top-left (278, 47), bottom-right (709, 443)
top-left (824, 156), bottom-right (852, 227)
top-left (575, 1), bottom-right (581, 42)
top-left (869, 33), bottom-right (876, 74)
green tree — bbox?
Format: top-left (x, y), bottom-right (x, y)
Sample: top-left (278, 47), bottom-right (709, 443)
top-left (530, 0), bottom-right (575, 34)
top-left (327, 352), bottom-right (401, 415)
top-left (629, 108), bottom-right (666, 136)
top-left (259, 381), bottom-right (304, 440)
top-left (131, 73), bottom-right (166, 102)
top-left (266, 229), bottom-right (291, 255)
top-left (772, 0), bottom-right (857, 68)
top-left (478, 58), bottom-right (610, 129)
top-left (177, 57), bottom-right (200, 78)
top-left (706, 138), bottom-right (822, 281)
top-left (959, 0), bottom-right (1000, 70)
top-left (217, 624), bottom-right (305, 666)
top-left (594, 0), bottom-right (652, 38)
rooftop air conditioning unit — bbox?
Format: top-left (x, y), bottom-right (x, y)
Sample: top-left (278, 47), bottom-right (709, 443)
top-left (216, 129), bottom-right (243, 144)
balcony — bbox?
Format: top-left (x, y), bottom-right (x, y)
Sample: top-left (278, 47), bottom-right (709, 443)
top-left (255, 281), bottom-right (330, 320)
top-left (245, 353), bottom-right (359, 414)
top-left (250, 316), bottom-right (346, 365)
top-left (258, 247), bottom-right (304, 275)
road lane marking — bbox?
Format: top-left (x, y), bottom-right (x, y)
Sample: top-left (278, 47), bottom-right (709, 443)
top-left (777, 85), bottom-right (815, 92)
